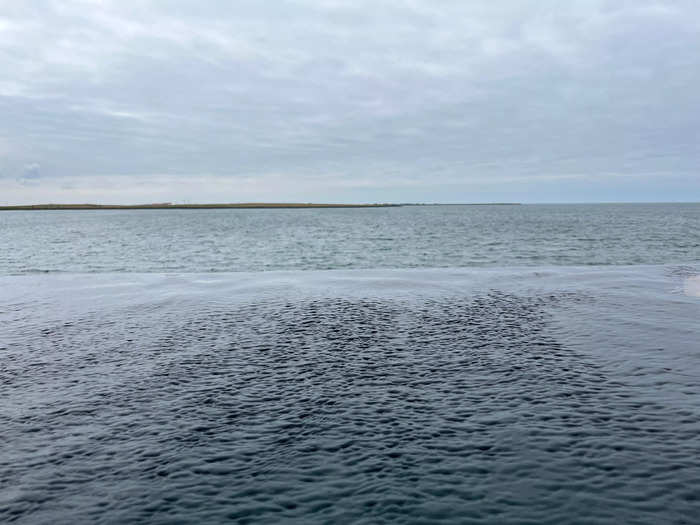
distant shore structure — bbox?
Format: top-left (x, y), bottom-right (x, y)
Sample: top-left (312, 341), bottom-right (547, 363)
top-left (0, 203), bottom-right (521, 210)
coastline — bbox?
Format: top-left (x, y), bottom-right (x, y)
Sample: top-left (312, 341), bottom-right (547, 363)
top-left (0, 202), bottom-right (402, 210)
top-left (0, 202), bottom-right (522, 210)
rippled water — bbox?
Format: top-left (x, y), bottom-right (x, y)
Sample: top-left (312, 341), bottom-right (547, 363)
top-left (1, 203), bottom-right (699, 273)
top-left (2, 204), bottom-right (699, 522)
top-left (2, 266), bottom-right (700, 523)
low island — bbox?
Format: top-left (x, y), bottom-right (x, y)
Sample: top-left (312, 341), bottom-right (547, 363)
top-left (0, 202), bottom-right (403, 210)
top-left (0, 202), bottom-right (521, 210)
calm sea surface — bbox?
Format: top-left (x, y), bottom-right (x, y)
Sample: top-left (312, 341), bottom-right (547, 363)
top-left (1, 203), bottom-right (699, 273)
top-left (2, 204), bottom-right (699, 524)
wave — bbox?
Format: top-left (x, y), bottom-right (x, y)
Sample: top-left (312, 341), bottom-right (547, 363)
top-left (2, 264), bottom-right (699, 523)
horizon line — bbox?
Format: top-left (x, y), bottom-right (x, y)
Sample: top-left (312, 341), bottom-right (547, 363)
top-left (1, 201), bottom-right (698, 210)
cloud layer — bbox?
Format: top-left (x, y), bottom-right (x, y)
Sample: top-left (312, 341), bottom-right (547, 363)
top-left (1, 0), bottom-right (699, 203)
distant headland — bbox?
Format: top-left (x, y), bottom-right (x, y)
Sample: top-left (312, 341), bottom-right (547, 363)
top-left (0, 202), bottom-right (401, 210)
top-left (0, 202), bottom-right (521, 210)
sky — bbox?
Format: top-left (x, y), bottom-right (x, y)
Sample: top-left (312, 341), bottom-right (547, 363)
top-left (1, 0), bottom-right (699, 204)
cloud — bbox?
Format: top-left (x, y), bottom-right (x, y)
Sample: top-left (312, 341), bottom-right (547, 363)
top-left (0, 1), bottom-right (699, 202)
top-left (16, 163), bottom-right (42, 186)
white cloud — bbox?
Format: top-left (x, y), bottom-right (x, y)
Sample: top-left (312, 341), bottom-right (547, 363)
top-left (0, 0), bottom-right (699, 202)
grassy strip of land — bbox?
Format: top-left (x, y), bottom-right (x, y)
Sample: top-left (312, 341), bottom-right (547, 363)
top-left (0, 202), bottom-right (402, 210)
top-left (0, 202), bottom-right (523, 210)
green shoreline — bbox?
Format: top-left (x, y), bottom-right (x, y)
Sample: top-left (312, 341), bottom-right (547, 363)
top-left (0, 202), bottom-right (520, 210)
top-left (0, 203), bottom-right (402, 210)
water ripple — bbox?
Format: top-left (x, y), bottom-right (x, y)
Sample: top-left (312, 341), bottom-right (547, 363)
top-left (2, 273), bottom-right (699, 523)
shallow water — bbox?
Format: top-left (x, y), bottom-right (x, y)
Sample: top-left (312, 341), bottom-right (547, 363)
top-left (2, 266), bottom-right (699, 523)
top-left (1, 203), bottom-right (699, 274)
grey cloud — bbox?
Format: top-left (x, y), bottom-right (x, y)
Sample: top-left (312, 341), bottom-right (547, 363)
top-left (16, 163), bottom-right (42, 186)
top-left (0, 1), bottom-right (699, 203)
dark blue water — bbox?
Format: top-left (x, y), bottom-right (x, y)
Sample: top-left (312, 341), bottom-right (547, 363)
top-left (2, 266), bottom-right (700, 524)
top-left (1, 204), bottom-right (700, 523)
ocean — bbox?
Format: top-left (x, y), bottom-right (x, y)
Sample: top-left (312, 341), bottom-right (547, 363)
top-left (1, 203), bottom-right (699, 274)
top-left (1, 204), bottom-right (699, 524)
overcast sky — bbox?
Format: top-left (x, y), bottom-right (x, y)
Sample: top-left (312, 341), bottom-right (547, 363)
top-left (1, 0), bottom-right (699, 204)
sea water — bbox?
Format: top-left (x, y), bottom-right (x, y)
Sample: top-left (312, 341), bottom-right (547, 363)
top-left (1, 204), bottom-right (699, 524)
top-left (1, 203), bottom-right (699, 274)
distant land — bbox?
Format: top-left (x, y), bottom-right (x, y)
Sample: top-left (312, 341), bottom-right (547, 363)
top-left (0, 202), bottom-right (521, 210)
top-left (0, 202), bottom-right (400, 210)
